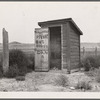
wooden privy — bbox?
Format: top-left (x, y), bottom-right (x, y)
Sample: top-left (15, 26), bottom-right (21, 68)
top-left (34, 18), bottom-right (83, 72)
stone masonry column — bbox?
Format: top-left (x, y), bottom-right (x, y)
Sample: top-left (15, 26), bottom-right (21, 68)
top-left (2, 28), bottom-right (9, 74)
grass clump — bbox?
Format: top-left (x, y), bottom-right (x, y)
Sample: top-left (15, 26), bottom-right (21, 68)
top-left (85, 68), bottom-right (98, 77)
top-left (95, 68), bottom-right (100, 83)
top-left (75, 81), bottom-right (92, 91)
top-left (54, 74), bottom-right (69, 87)
top-left (81, 55), bottom-right (100, 71)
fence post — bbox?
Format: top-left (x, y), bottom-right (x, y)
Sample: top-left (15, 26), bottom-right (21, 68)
top-left (95, 47), bottom-right (97, 57)
top-left (83, 47), bottom-right (85, 58)
top-left (2, 28), bottom-right (9, 74)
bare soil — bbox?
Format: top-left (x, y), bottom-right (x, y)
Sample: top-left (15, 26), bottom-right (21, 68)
top-left (0, 70), bottom-right (99, 92)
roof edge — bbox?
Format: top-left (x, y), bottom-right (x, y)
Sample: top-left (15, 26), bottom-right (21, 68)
top-left (38, 18), bottom-right (72, 26)
top-left (38, 18), bottom-right (83, 35)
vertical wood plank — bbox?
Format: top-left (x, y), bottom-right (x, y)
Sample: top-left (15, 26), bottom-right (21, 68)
top-left (62, 23), bottom-right (71, 73)
top-left (61, 25), bottom-right (63, 70)
top-left (66, 23), bottom-right (71, 73)
top-left (48, 28), bottom-right (50, 71)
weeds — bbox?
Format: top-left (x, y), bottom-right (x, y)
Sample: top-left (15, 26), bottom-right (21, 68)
top-left (0, 54), bottom-right (3, 78)
top-left (81, 55), bottom-right (100, 71)
top-left (75, 80), bottom-right (92, 91)
top-left (54, 74), bottom-right (69, 87)
top-left (95, 68), bottom-right (100, 83)
top-left (85, 68), bottom-right (98, 77)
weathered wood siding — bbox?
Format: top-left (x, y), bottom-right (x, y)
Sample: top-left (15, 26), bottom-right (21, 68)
top-left (62, 23), bottom-right (70, 71)
top-left (68, 22), bottom-right (80, 69)
top-left (35, 28), bottom-right (49, 72)
top-left (39, 21), bottom-right (81, 71)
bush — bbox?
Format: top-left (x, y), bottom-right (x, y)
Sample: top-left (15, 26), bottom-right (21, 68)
top-left (0, 54), bottom-right (3, 78)
top-left (27, 53), bottom-right (34, 71)
top-left (5, 49), bottom-right (29, 78)
top-left (85, 68), bottom-right (98, 77)
top-left (81, 55), bottom-right (100, 71)
top-left (54, 74), bottom-right (69, 87)
top-left (0, 64), bottom-right (3, 78)
top-left (75, 81), bottom-right (92, 91)
top-left (95, 68), bottom-right (100, 83)
top-left (4, 64), bottom-right (19, 78)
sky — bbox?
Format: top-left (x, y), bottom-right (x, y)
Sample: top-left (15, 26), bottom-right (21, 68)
top-left (0, 2), bottom-right (100, 43)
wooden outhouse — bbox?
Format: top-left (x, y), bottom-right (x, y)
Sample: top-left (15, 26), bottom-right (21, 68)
top-left (35, 18), bottom-right (83, 72)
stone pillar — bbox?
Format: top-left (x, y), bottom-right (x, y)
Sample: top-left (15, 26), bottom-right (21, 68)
top-left (2, 28), bottom-right (9, 74)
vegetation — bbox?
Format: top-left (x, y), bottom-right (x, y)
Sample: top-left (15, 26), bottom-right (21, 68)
top-left (5, 49), bottom-right (29, 78)
top-left (85, 68), bottom-right (98, 77)
top-left (54, 74), bottom-right (69, 87)
top-left (27, 53), bottom-right (34, 71)
top-left (95, 68), bottom-right (100, 83)
top-left (0, 49), bottom-right (35, 78)
top-left (0, 54), bottom-right (3, 78)
top-left (75, 80), bottom-right (92, 91)
top-left (81, 55), bottom-right (100, 71)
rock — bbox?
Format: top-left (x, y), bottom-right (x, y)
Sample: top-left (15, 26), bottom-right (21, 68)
top-left (69, 87), bottom-right (75, 90)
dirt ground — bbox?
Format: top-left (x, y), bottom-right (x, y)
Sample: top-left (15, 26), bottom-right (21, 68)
top-left (0, 70), bottom-right (100, 92)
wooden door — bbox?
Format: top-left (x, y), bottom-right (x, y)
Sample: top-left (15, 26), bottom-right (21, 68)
top-left (35, 28), bottom-right (49, 71)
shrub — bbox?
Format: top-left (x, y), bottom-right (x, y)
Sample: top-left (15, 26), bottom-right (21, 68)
top-left (0, 64), bottom-right (3, 78)
top-left (0, 54), bottom-right (3, 78)
top-left (95, 55), bottom-right (100, 67)
top-left (5, 49), bottom-right (29, 78)
top-left (4, 64), bottom-right (19, 78)
top-left (81, 55), bottom-right (100, 71)
top-left (27, 53), bottom-right (34, 71)
top-left (9, 49), bottom-right (29, 68)
top-left (95, 68), bottom-right (100, 83)
top-left (54, 74), bottom-right (69, 87)
top-left (85, 69), bottom-right (98, 77)
top-left (75, 81), bottom-right (92, 91)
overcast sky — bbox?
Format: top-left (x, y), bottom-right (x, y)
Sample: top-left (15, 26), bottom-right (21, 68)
top-left (0, 2), bottom-right (100, 43)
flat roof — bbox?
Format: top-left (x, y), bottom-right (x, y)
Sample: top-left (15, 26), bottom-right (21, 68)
top-left (38, 18), bottom-right (83, 35)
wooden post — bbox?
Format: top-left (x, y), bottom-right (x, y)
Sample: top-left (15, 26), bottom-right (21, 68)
top-left (83, 47), bottom-right (85, 58)
top-left (95, 47), bottom-right (97, 57)
top-left (2, 28), bottom-right (9, 74)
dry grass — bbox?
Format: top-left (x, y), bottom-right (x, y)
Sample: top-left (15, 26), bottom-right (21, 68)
top-left (95, 68), bottom-right (100, 83)
top-left (0, 71), bottom-right (99, 92)
top-left (75, 80), bottom-right (92, 91)
top-left (53, 74), bottom-right (69, 87)
top-left (85, 68), bottom-right (100, 83)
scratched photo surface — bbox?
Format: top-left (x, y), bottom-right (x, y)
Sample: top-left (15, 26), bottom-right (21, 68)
top-left (0, 2), bottom-right (100, 93)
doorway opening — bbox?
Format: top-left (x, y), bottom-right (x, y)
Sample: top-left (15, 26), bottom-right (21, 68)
top-left (49, 26), bottom-right (61, 70)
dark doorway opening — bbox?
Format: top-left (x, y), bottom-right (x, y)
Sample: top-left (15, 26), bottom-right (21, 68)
top-left (49, 26), bottom-right (61, 70)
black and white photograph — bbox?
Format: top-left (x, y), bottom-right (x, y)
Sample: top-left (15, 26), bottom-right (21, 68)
top-left (0, 1), bottom-right (100, 96)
